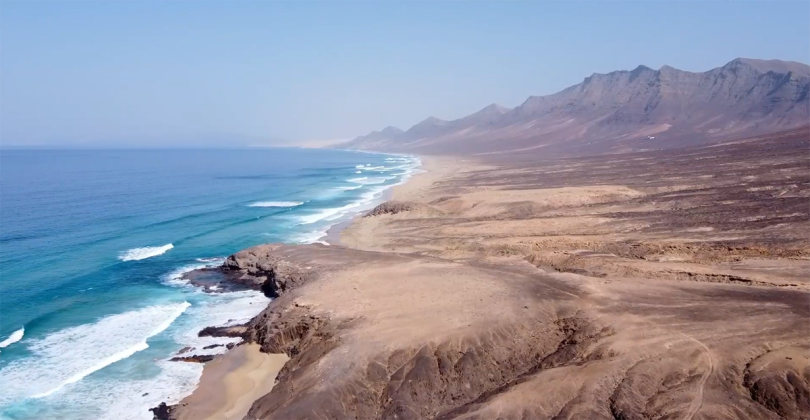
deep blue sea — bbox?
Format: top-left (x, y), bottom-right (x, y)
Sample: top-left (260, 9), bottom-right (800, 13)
top-left (0, 148), bottom-right (419, 420)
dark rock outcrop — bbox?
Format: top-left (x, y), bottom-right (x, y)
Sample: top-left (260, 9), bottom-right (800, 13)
top-left (221, 245), bottom-right (311, 298)
top-left (169, 354), bottom-right (216, 363)
top-left (364, 201), bottom-right (417, 217)
top-left (197, 325), bottom-right (246, 338)
top-left (365, 201), bottom-right (443, 218)
top-left (203, 343), bottom-right (224, 350)
top-left (149, 402), bottom-right (176, 420)
top-left (743, 346), bottom-right (810, 420)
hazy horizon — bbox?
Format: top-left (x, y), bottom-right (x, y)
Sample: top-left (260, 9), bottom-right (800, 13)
top-left (2, 1), bottom-right (808, 147)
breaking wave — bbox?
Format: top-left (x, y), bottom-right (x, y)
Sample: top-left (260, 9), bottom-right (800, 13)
top-left (118, 244), bottom-right (174, 261)
top-left (335, 185), bottom-right (362, 191)
top-left (0, 302), bottom-right (191, 403)
top-left (0, 327), bottom-right (25, 351)
top-left (247, 201), bottom-right (303, 208)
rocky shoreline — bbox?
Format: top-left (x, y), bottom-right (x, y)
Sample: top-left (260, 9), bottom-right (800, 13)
top-left (151, 244), bottom-right (325, 419)
top-left (154, 241), bottom-right (810, 420)
top-left (152, 131), bottom-right (810, 420)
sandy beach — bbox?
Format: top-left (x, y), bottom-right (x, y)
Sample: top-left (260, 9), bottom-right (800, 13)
top-left (160, 127), bottom-right (810, 420)
top-left (170, 345), bottom-right (287, 420)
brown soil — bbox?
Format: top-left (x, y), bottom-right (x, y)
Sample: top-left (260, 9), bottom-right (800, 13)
top-left (164, 128), bottom-right (810, 420)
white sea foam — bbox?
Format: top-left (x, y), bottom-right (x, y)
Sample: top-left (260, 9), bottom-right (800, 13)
top-left (118, 244), bottom-right (174, 261)
top-left (247, 201), bottom-right (303, 208)
top-left (194, 257), bottom-right (225, 264)
top-left (160, 263), bottom-right (269, 354)
top-left (297, 205), bottom-right (353, 225)
top-left (0, 327), bottom-right (24, 351)
top-left (19, 291), bottom-right (269, 420)
top-left (162, 258), bottom-right (224, 287)
top-left (296, 155), bottom-right (421, 229)
top-left (0, 302), bottom-right (191, 404)
top-left (335, 185), bottom-right (362, 191)
top-left (51, 359), bottom-right (202, 420)
top-left (375, 164), bottom-right (411, 172)
top-left (355, 170), bottom-right (362, 174)
top-left (348, 176), bottom-right (393, 185)
top-left (170, 290), bottom-right (269, 356)
top-left (295, 227), bottom-right (329, 243)
top-left (297, 185), bottom-right (389, 227)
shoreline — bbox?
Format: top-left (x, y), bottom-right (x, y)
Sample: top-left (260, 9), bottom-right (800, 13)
top-left (153, 129), bottom-right (810, 419)
top-left (159, 153), bottom-right (430, 419)
top-left (162, 344), bottom-right (288, 420)
top-left (319, 154), bottom-right (425, 246)
top-left (320, 186), bottom-right (395, 247)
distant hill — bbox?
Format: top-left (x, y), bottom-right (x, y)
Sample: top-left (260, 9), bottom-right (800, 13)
top-left (338, 58), bottom-right (810, 156)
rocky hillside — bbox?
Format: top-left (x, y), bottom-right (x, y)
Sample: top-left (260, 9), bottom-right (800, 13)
top-left (340, 58), bottom-right (810, 156)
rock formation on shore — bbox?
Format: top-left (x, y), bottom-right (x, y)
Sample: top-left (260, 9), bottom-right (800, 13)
top-left (180, 241), bottom-right (809, 420)
top-left (219, 245), bottom-right (313, 297)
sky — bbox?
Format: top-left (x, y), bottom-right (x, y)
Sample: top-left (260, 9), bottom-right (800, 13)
top-left (1, 1), bottom-right (809, 148)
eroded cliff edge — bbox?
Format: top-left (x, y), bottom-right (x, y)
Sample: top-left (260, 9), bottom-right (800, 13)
top-left (157, 129), bottom-right (810, 420)
top-left (166, 242), bottom-right (809, 420)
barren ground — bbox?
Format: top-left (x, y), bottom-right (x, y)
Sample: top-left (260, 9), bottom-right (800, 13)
top-left (172, 128), bottom-right (810, 420)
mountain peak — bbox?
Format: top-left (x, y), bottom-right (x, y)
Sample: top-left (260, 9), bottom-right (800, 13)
top-left (476, 103), bottom-right (511, 114)
top-left (417, 116), bottom-right (446, 125)
top-left (342, 57), bottom-right (809, 155)
top-left (380, 126), bottom-right (403, 134)
top-left (725, 58), bottom-right (810, 76)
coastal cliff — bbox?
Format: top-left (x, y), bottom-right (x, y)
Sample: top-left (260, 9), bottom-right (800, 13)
top-left (156, 128), bottom-right (810, 420)
top-left (164, 240), bottom-right (810, 420)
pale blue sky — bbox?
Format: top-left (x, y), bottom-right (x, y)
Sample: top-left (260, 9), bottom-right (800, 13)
top-left (1, 1), bottom-right (808, 147)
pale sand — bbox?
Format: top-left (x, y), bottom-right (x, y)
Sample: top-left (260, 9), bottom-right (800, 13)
top-left (168, 157), bottom-right (455, 419)
top-left (340, 155), bottom-right (487, 250)
top-left (323, 155), bottom-right (460, 247)
top-left (390, 155), bottom-right (484, 201)
top-left (174, 344), bottom-right (288, 420)
top-left (175, 129), bottom-right (810, 419)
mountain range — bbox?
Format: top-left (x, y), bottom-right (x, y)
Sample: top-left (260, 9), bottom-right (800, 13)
top-left (339, 58), bottom-right (810, 156)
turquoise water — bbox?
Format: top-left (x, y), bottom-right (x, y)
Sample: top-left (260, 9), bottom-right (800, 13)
top-left (0, 148), bottom-right (419, 420)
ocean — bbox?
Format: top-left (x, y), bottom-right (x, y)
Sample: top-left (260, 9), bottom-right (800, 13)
top-left (0, 148), bottom-right (420, 420)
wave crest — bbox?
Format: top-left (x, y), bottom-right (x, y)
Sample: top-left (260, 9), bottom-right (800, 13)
top-left (247, 201), bottom-right (303, 208)
top-left (118, 244), bottom-right (174, 261)
top-left (0, 302), bottom-right (191, 403)
top-left (0, 327), bottom-right (24, 351)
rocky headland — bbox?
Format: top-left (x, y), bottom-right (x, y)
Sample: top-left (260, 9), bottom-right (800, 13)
top-left (155, 127), bottom-right (810, 420)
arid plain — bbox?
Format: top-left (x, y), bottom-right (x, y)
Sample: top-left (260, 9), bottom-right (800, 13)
top-left (159, 127), bottom-right (810, 420)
